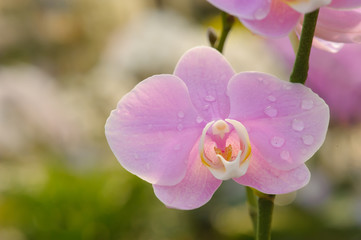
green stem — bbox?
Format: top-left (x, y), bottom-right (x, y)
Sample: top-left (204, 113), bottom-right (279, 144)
top-left (215, 12), bottom-right (234, 53)
top-left (256, 193), bottom-right (275, 240)
top-left (246, 187), bottom-right (258, 234)
top-left (289, 9), bottom-right (319, 84)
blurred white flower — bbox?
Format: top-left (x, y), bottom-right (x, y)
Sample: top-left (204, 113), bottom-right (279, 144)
top-left (0, 65), bottom-right (84, 155)
top-left (99, 9), bottom-right (207, 79)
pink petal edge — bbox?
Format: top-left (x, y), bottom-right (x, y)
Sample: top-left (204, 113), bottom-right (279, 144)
top-left (328, 0), bottom-right (361, 9)
top-left (234, 146), bottom-right (311, 194)
top-left (207, 0), bottom-right (271, 20)
top-left (314, 8), bottom-right (361, 43)
top-left (153, 139), bottom-right (222, 210)
top-left (174, 46), bottom-right (235, 122)
top-left (227, 72), bottom-right (330, 171)
top-left (105, 74), bottom-right (203, 186)
top-left (241, 1), bottom-right (301, 37)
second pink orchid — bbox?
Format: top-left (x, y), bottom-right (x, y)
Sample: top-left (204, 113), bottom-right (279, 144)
top-left (208, 0), bottom-right (361, 45)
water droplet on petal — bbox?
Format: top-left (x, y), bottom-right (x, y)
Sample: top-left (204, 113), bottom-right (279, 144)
top-left (295, 168), bottom-right (306, 181)
top-left (254, 8), bottom-right (267, 20)
top-left (196, 116), bottom-right (203, 124)
top-left (267, 95), bottom-right (276, 102)
top-left (292, 119), bottom-right (304, 131)
top-left (177, 124), bottom-right (183, 131)
top-left (271, 136), bottom-right (285, 148)
top-left (302, 135), bottom-right (314, 145)
top-left (264, 106), bottom-right (278, 117)
top-left (177, 111), bottom-right (185, 118)
top-left (353, 35), bottom-right (361, 43)
top-left (283, 84), bottom-right (292, 90)
top-left (204, 95), bottom-right (216, 102)
top-left (258, 76), bottom-right (269, 85)
top-left (174, 144), bottom-right (181, 151)
top-left (301, 99), bottom-right (314, 110)
top-left (203, 104), bottom-right (210, 110)
top-left (280, 150), bottom-right (290, 161)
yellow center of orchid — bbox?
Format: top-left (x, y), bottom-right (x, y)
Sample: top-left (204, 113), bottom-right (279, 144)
top-left (199, 119), bottom-right (252, 180)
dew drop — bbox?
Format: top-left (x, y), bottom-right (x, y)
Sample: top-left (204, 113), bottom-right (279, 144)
top-left (203, 104), bottom-right (210, 110)
top-left (267, 95), bottom-right (276, 102)
top-left (258, 76), bottom-right (269, 85)
top-left (292, 119), bottom-right (304, 131)
top-left (283, 84), bottom-right (292, 90)
top-left (177, 111), bottom-right (185, 118)
top-left (177, 124), bottom-right (184, 131)
top-left (204, 95), bottom-right (216, 102)
top-left (280, 150), bottom-right (290, 161)
top-left (254, 8), bottom-right (267, 20)
top-left (196, 116), bottom-right (203, 124)
top-left (301, 149), bottom-right (308, 155)
top-left (271, 136), bottom-right (285, 148)
top-left (264, 106), bottom-right (278, 117)
top-left (301, 99), bottom-right (314, 110)
top-left (295, 168), bottom-right (306, 181)
top-left (353, 35), bottom-right (361, 43)
top-left (302, 135), bottom-right (314, 145)
top-left (174, 144), bottom-right (181, 151)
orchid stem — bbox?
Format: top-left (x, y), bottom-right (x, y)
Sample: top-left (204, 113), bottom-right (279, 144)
top-left (246, 187), bottom-right (258, 234)
top-left (256, 193), bottom-right (275, 240)
top-left (215, 12), bottom-right (234, 53)
top-left (290, 9), bottom-right (319, 84)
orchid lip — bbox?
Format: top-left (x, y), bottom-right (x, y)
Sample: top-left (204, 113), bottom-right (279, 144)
top-left (199, 119), bottom-right (252, 180)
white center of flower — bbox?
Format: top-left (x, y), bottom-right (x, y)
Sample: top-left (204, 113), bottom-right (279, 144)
top-left (212, 120), bottom-right (230, 139)
top-left (282, 0), bottom-right (331, 14)
top-left (199, 119), bottom-right (252, 180)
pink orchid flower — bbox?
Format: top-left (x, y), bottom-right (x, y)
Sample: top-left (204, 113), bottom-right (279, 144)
top-left (207, 0), bottom-right (361, 44)
top-left (105, 46), bottom-right (329, 210)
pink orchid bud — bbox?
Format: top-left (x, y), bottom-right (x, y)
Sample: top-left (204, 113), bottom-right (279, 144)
top-left (105, 46), bottom-right (329, 210)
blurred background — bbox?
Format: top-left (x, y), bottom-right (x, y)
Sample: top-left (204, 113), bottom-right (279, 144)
top-left (0, 0), bottom-right (361, 239)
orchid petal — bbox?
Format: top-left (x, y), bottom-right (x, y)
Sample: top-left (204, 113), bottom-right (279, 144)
top-left (311, 37), bottom-right (345, 53)
top-left (233, 146), bottom-right (310, 194)
top-left (328, 0), bottom-right (361, 9)
top-left (174, 46), bottom-right (235, 121)
top-left (314, 8), bottom-right (361, 43)
top-left (207, 0), bottom-right (271, 20)
top-left (105, 74), bottom-right (202, 186)
top-left (153, 140), bottom-right (222, 210)
top-left (241, 1), bottom-right (301, 37)
top-left (227, 72), bottom-right (329, 170)
top-left (306, 45), bottom-right (361, 123)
